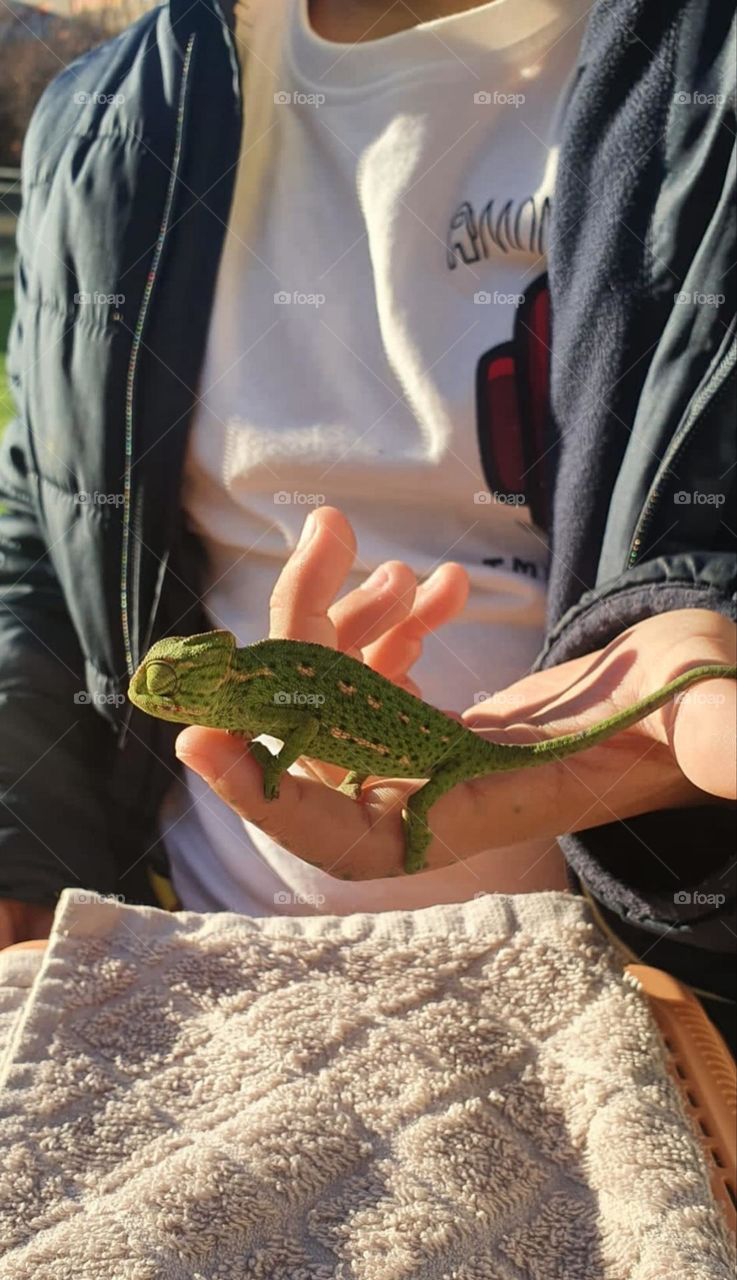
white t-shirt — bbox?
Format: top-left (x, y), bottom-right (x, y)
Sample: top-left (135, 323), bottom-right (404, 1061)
top-left (163, 0), bottom-right (590, 915)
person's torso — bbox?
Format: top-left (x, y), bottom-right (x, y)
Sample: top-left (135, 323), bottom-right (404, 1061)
top-left (165, 0), bottom-right (590, 915)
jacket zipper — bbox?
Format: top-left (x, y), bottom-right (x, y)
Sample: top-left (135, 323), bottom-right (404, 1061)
top-left (120, 33), bottom-right (197, 679)
top-left (628, 334), bottom-right (736, 568)
top-left (118, 34), bottom-right (196, 743)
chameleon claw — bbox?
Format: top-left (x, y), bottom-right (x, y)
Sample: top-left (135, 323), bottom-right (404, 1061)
top-left (401, 807), bottom-right (430, 874)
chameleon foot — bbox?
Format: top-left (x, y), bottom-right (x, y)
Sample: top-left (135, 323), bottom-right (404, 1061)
top-left (338, 771), bottom-right (368, 800)
top-left (248, 741), bottom-right (281, 800)
top-left (401, 762), bottom-right (465, 873)
top-left (401, 806), bottom-right (432, 874)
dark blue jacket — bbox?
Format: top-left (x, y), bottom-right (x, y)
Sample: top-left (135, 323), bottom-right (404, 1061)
top-left (1, 0), bottom-right (735, 1027)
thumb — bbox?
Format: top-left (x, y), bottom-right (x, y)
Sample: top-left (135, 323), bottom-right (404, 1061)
top-left (670, 675), bottom-right (737, 799)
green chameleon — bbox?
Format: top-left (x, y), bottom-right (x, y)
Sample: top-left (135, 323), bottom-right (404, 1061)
top-left (128, 630), bottom-right (736, 874)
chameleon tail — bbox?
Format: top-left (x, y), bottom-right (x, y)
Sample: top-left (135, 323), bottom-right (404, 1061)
top-left (476, 663), bottom-right (737, 771)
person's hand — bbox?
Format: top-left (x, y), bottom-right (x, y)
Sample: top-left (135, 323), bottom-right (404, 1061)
top-left (0, 898), bottom-right (55, 949)
top-left (264, 504), bottom-right (469, 689)
top-left (177, 529), bottom-right (735, 880)
top-left (177, 505), bottom-right (468, 797)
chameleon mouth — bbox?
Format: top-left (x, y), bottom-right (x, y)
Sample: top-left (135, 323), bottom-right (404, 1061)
top-left (145, 699), bottom-right (209, 722)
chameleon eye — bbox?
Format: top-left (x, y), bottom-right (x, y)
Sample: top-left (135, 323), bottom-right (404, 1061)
top-left (145, 660), bottom-right (178, 698)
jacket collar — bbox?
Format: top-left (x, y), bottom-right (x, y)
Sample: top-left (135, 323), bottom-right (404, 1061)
top-left (168, 0), bottom-right (238, 59)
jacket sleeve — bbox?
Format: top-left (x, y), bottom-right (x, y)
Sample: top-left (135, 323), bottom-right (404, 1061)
top-left (0, 188), bottom-right (118, 906)
top-left (535, 551), bottom-right (737, 972)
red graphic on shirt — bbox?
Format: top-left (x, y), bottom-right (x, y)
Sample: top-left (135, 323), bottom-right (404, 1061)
top-left (475, 274), bottom-right (554, 529)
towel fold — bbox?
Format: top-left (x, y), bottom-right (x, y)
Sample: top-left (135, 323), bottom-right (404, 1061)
top-left (0, 888), bottom-right (732, 1279)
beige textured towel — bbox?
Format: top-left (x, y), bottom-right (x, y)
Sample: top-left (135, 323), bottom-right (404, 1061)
top-left (0, 888), bottom-right (733, 1279)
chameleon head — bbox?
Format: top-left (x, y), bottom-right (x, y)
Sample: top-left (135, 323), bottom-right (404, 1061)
top-left (128, 630), bottom-right (237, 725)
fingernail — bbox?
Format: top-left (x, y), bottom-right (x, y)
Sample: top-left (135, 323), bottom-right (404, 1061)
top-left (361, 564), bottom-right (391, 591)
top-left (296, 512), bottom-right (317, 549)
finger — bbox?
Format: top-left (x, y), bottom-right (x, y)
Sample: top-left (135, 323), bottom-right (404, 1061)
top-left (363, 563), bottom-right (469, 680)
top-left (3, 939), bottom-right (49, 954)
top-left (0, 902), bottom-right (18, 949)
top-left (0, 900), bottom-right (54, 949)
top-left (174, 722), bottom-right (608, 880)
top-left (329, 561), bottom-right (417, 653)
top-left (396, 674), bottom-right (423, 698)
top-left (27, 904), bottom-right (55, 939)
top-left (175, 722), bottom-right (678, 882)
top-left (269, 506), bottom-right (357, 643)
top-left (175, 726), bottom-right (412, 878)
top-left (671, 675), bottom-right (737, 799)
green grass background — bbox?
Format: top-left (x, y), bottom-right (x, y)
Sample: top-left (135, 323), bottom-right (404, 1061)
top-left (0, 285), bottom-right (14, 437)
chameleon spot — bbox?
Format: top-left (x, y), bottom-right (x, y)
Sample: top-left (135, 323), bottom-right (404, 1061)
top-left (338, 680), bottom-right (357, 695)
top-left (231, 666), bottom-right (275, 682)
top-left (330, 726), bottom-right (352, 740)
top-left (419, 725), bottom-right (431, 735)
top-left (352, 735), bottom-right (391, 756)
top-left (297, 664), bottom-right (316, 677)
top-left (399, 754), bottom-right (411, 766)
top-left (398, 712), bottom-right (410, 724)
top-left (441, 735), bottom-right (450, 744)
top-left (367, 694), bottom-right (382, 710)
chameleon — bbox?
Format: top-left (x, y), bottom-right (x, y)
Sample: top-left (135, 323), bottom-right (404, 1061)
top-left (128, 630), bottom-right (736, 874)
